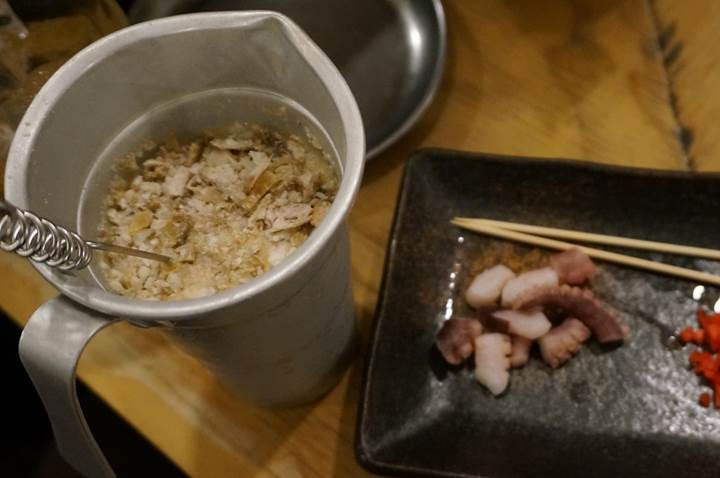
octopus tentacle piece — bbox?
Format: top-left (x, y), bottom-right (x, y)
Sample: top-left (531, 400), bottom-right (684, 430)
top-left (474, 333), bottom-right (512, 395)
top-left (513, 284), bottom-right (629, 343)
top-left (465, 264), bottom-right (516, 308)
top-left (548, 248), bottom-right (597, 285)
top-left (510, 335), bottom-right (532, 368)
top-left (491, 308), bottom-right (552, 340)
top-left (435, 318), bottom-right (483, 365)
top-left (500, 267), bottom-right (559, 307)
top-left (538, 318), bottom-right (591, 368)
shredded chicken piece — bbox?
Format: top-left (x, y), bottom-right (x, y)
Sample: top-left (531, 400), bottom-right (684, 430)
top-left (97, 123), bottom-right (338, 300)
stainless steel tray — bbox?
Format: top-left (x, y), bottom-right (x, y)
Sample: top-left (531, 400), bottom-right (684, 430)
top-left (128, 0), bottom-right (446, 159)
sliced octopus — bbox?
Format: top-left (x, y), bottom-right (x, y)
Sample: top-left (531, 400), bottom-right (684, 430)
top-left (435, 317), bottom-right (483, 365)
top-left (490, 308), bottom-right (552, 340)
top-left (548, 248), bottom-right (597, 285)
top-left (465, 264), bottom-right (515, 308)
top-left (474, 333), bottom-right (512, 395)
top-left (538, 318), bottom-right (591, 368)
top-left (513, 284), bottom-right (629, 343)
top-left (500, 267), bottom-right (559, 307)
top-left (510, 335), bottom-right (532, 368)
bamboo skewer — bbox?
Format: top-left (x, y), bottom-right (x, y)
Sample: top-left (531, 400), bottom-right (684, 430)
top-left (450, 218), bottom-right (720, 287)
top-left (454, 217), bottom-right (720, 260)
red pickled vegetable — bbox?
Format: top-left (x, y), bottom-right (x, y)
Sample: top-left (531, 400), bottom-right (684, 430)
top-left (689, 350), bottom-right (717, 380)
top-left (699, 393), bottom-right (711, 408)
top-left (680, 327), bottom-right (694, 344)
top-left (698, 309), bottom-right (714, 329)
top-left (680, 308), bottom-right (720, 410)
top-left (680, 326), bottom-right (705, 345)
top-left (707, 324), bottom-right (720, 352)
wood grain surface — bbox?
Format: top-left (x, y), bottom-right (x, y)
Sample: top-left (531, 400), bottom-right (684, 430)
top-left (650, 0), bottom-right (720, 171)
top-left (2, 1), bottom-right (719, 476)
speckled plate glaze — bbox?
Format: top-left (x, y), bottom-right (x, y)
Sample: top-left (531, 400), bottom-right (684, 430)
top-left (356, 149), bottom-right (720, 478)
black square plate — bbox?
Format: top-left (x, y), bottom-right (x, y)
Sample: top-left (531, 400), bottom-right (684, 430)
top-left (356, 149), bottom-right (720, 478)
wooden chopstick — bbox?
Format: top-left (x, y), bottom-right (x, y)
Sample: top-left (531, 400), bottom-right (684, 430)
top-left (451, 218), bottom-right (720, 287)
top-left (454, 217), bottom-right (720, 260)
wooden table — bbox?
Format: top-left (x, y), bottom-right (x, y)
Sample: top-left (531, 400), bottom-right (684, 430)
top-left (3, 1), bottom-right (720, 476)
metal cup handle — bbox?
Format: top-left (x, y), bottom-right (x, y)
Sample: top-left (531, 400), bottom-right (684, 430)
top-left (19, 296), bottom-right (118, 478)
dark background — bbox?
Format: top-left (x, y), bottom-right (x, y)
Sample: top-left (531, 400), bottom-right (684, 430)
top-left (1, 311), bottom-right (187, 477)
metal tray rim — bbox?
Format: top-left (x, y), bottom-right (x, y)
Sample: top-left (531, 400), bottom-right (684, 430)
top-left (365, 0), bottom-right (447, 159)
